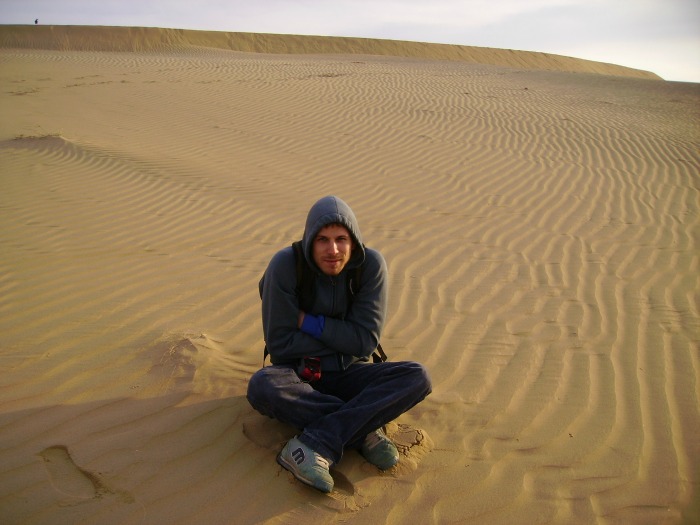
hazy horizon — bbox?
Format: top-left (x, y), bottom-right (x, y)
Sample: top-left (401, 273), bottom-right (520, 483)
top-left (2, 0), bottom-right (699, 82)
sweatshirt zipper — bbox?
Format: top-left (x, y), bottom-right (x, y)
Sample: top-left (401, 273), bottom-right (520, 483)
top-left (329, 276), bottom-right (337, 314)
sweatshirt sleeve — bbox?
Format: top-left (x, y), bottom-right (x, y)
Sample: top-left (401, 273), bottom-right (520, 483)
top-left (317, 248), bottom-right (388, 359)
top-left (260, 248), bottom-right (330, 363)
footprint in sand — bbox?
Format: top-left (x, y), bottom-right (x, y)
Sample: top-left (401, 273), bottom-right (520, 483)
top-left (386, 422), bottom-right (434, 475)
top-left (38, 445), bottom-right (133, 503)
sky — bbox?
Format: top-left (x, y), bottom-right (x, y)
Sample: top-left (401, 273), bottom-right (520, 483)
top-left (2, 0), bottom-right (699, 82)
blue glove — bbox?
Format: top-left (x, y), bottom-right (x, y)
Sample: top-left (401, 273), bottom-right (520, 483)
top-left (300, 314), bottom-right (325, 339)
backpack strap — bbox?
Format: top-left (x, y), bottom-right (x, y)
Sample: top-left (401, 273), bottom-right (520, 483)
top-left (292, 240), bottom-right (316, 313)
top-left (372, 343), bottom-right (387, 363)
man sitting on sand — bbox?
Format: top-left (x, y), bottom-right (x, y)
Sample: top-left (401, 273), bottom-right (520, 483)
top-left (247, 195), bottom-right (431, 493)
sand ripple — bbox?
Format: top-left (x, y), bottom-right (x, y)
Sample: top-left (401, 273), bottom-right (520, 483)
top-left (0, 48), bottom-right (698, 524)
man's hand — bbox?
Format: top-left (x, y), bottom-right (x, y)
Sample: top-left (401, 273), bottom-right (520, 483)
top-left (299, 312), bottom-right (325, 338)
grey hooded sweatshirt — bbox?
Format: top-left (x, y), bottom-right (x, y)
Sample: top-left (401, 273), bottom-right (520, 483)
top-left (259, 196), bottom-right (388, 371)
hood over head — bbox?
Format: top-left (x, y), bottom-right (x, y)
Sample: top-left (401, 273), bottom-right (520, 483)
top-left (302, 196), bottom-right (365, 272)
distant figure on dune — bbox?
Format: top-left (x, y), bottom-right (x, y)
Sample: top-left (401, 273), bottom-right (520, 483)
top-left (247, 195), bottom-right (432, 493)
top-left (35, 19), bottom-right (38, 25)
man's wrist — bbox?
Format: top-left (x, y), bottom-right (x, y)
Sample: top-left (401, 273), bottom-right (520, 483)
top-left (300, 314), bottom-right (325, 339)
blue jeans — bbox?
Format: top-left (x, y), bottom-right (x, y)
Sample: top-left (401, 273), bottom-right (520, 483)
top-left (246, 360), bottom-right (432, 464)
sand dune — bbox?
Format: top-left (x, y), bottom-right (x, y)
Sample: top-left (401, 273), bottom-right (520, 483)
top-left (1, 24), bottom-right (662, 80)
top-left (0, 27), bottom-right (699, 525)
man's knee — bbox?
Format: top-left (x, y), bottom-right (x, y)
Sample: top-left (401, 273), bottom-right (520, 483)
top-left (246, 365), bottom-right (303, 414)
top-left (378, 360), bottom-right (432, 398)
top-left (397, 361), bottom-right (432, 398)
top-left (246, 368), bottom-right (269, 414)
top-left (411, 361), bottom-right (432, 395)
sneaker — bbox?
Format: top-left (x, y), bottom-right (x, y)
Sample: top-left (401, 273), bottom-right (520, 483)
top-left (361, 428), bottom-right (399, 470)
top-left (277, 436), bottom-right (334, 493)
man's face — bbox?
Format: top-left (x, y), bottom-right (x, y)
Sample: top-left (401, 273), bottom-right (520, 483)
top-left (312, 224), bottom-right (354, 276)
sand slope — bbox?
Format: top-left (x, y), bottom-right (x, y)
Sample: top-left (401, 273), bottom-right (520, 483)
top-left (1, 24), bottom-right (662, 80)
top-left (0, 33), bottom-right (698, 525)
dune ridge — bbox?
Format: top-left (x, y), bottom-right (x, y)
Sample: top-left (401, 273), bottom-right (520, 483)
top-left (0, 24), bottom-right (662, 80)
top-left (1, 34), bottom-right (698, 525)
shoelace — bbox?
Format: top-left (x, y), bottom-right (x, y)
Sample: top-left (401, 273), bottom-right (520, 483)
top-left (364, 430), bottom-right (384, 450)
top-left (313, 452), bottom-right (330, 470)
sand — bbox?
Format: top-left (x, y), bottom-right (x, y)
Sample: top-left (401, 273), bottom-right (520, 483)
top-left (0, 25), bottom-right (698, 525)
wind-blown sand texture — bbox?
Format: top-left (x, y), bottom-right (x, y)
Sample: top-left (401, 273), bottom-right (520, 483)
top-left (1, 26), bottom-right (698, 525)
top-left (2, 25), bottom-right (662, 80)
